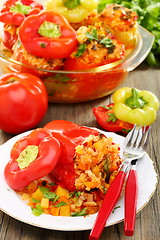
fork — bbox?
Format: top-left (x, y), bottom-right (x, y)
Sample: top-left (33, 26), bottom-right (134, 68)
top-left (89, 124), bottom-right (150, 240)
top-left (124, 125), bottom-right (151, 236)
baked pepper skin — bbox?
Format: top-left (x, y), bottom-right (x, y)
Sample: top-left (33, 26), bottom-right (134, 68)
top-left (0, 0), bottom-right (43, 26)
top-left (93, 103), bottom-right (133, 134)
top-left (4, 128), bottom-right (62, 190)
top-left (19, 11), bottom-right (78, 59)
top-left (44, 120), bottom-right (99, 191)
top-left (0, 0), bottom-right (43, 49)
top-left (112, 87), bottom-right (159, 126)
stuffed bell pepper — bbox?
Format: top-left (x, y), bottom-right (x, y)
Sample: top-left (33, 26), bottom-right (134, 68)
top-left (0, 0), bottom-right (43, 49)
top-left (4, 120), bottom-right (123, 217)
top-left (11, 10), bottom-right (78, 75)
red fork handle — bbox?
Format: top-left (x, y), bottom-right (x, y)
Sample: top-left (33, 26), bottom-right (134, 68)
top-left (124, 168), bottom-right (138, 236)
top-left (89, 171), bottom-right (126, 240)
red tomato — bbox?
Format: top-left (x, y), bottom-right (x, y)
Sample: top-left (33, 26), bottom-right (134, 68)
top-left (19, 11), bottom-right (78, 59)
top-left (93, 103), bottom-right (133, 134)
top-left (0, 73), bottom-right (48, 134)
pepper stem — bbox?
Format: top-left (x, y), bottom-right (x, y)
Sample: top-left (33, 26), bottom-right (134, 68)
top-left (125, 88), bottom-right (148, 109)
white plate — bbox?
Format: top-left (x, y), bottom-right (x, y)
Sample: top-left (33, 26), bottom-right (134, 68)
top-left (0, 128), bottom-right (158, 231)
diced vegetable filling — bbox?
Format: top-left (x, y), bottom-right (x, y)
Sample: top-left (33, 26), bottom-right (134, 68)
top-left (17, 134), bottom-right (123, 217)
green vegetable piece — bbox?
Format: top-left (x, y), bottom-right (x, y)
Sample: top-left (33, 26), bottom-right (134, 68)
top-left (75, 44), bottom-right (86, 58)
top-left (32, 198), bottom-right (40, 203)
top-left (31, 205), bottom-right (44, 216)
top-left (100, 38), bottom-right (114, 48)
top-left (38, 21), bottom-right (62, 38)
top-left (69, 191), bottom-right (81, 199)
top-left (104, 160), bottom-right (109, 171)
top-left (71, 207), bottom-right (88, 216)
top-left (107, 112), bottom-right (117, 122)
top-left (10, 2), bottom-right (32, 15)
top-left (102, 106), bottom-right (112, 110)
top-left (86, 29), bottom-right (98, 41)
top-left (125, 88), bottom-right (148, 109)
top-left (16, 145), bottom-right (39, 169)
top-left (63, 0), bottom-right (81, 9)
top-left (39, 186), bottom-right (59, 201)
top-left (54, 201), bottom-right (67, 207)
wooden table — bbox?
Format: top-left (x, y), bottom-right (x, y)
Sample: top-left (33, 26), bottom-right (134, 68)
top-left (0, 64), bottom-right (160, 240)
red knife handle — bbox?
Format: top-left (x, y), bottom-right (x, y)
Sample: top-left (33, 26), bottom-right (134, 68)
top-left (89, 171), bottom-right (126, 240)
top-left (124, 169), bottom-right (138, 236)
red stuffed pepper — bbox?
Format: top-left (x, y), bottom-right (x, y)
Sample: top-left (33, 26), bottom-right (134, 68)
top-left (0, 0), bottom-right (43, 26)
top-left (18, 11), bottom-right (78, 59)
top-left (44, 120), bottom-right (122, 192)
top-left (44, 120), bottom-right (99, 191)
top-left (0, 0), bottom-right (43, 49)
top-left (93, 103), bottom-right (133, 134)
top-left (4, 128), bottom-right (62, 190)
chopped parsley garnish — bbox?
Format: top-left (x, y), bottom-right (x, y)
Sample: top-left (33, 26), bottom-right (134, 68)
top-left (45, 74), bottom-right (76, 83)
top-left (69, 191), bottom-right (81, 199)
top-left (71, 207), bottom-right (88, 216)
top-left (63, 0), bottom-right (81, 9)
top-left (38, 21), bottom-right (62, 38)
top-left (32, 198), bottom-right (40, 203)
top-left (85, 28), bottom-right (115, 52)
top-left (54, 201), bottom-right (67, 207)
top-left (86, 29), bottom-right (98, 41)
top-left (75, 44), bottom-right (86, 58)
top-left (39, 186), bottom-right (59, 201)
top-left (10, 2), bottom-right (32, 15)
top-left (102, 106), bottom-right (113, 110)
top-left (31, 205), bottom-right (44, 216)
top-left (107, 113), bottom-right (118, 122)
top-left (100, 38), bottom-right (114, 48)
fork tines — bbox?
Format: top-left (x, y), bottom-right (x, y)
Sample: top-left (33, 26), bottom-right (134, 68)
top-left (124, 124), bottom-right (151, 150)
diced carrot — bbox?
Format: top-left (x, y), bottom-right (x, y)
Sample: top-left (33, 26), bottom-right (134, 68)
top-left (58, 195), bottom-right (69, 204)
top-left (51, 206), bottom-right (60, 216)
top-left (60, 205), bottom-right (71, 216)
top-left (28, 182), bottom-right (38, 194)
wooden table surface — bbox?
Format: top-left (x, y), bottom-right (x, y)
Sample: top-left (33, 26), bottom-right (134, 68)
top-left (0, 64), bottom-right (160, 240)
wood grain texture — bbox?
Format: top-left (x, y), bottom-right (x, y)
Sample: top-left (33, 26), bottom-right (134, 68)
top-left (0, 65), bottom-right (160, 240)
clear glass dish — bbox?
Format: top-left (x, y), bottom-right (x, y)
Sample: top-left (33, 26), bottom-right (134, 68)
top-left (0, 23), bottom-right (154, 103)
